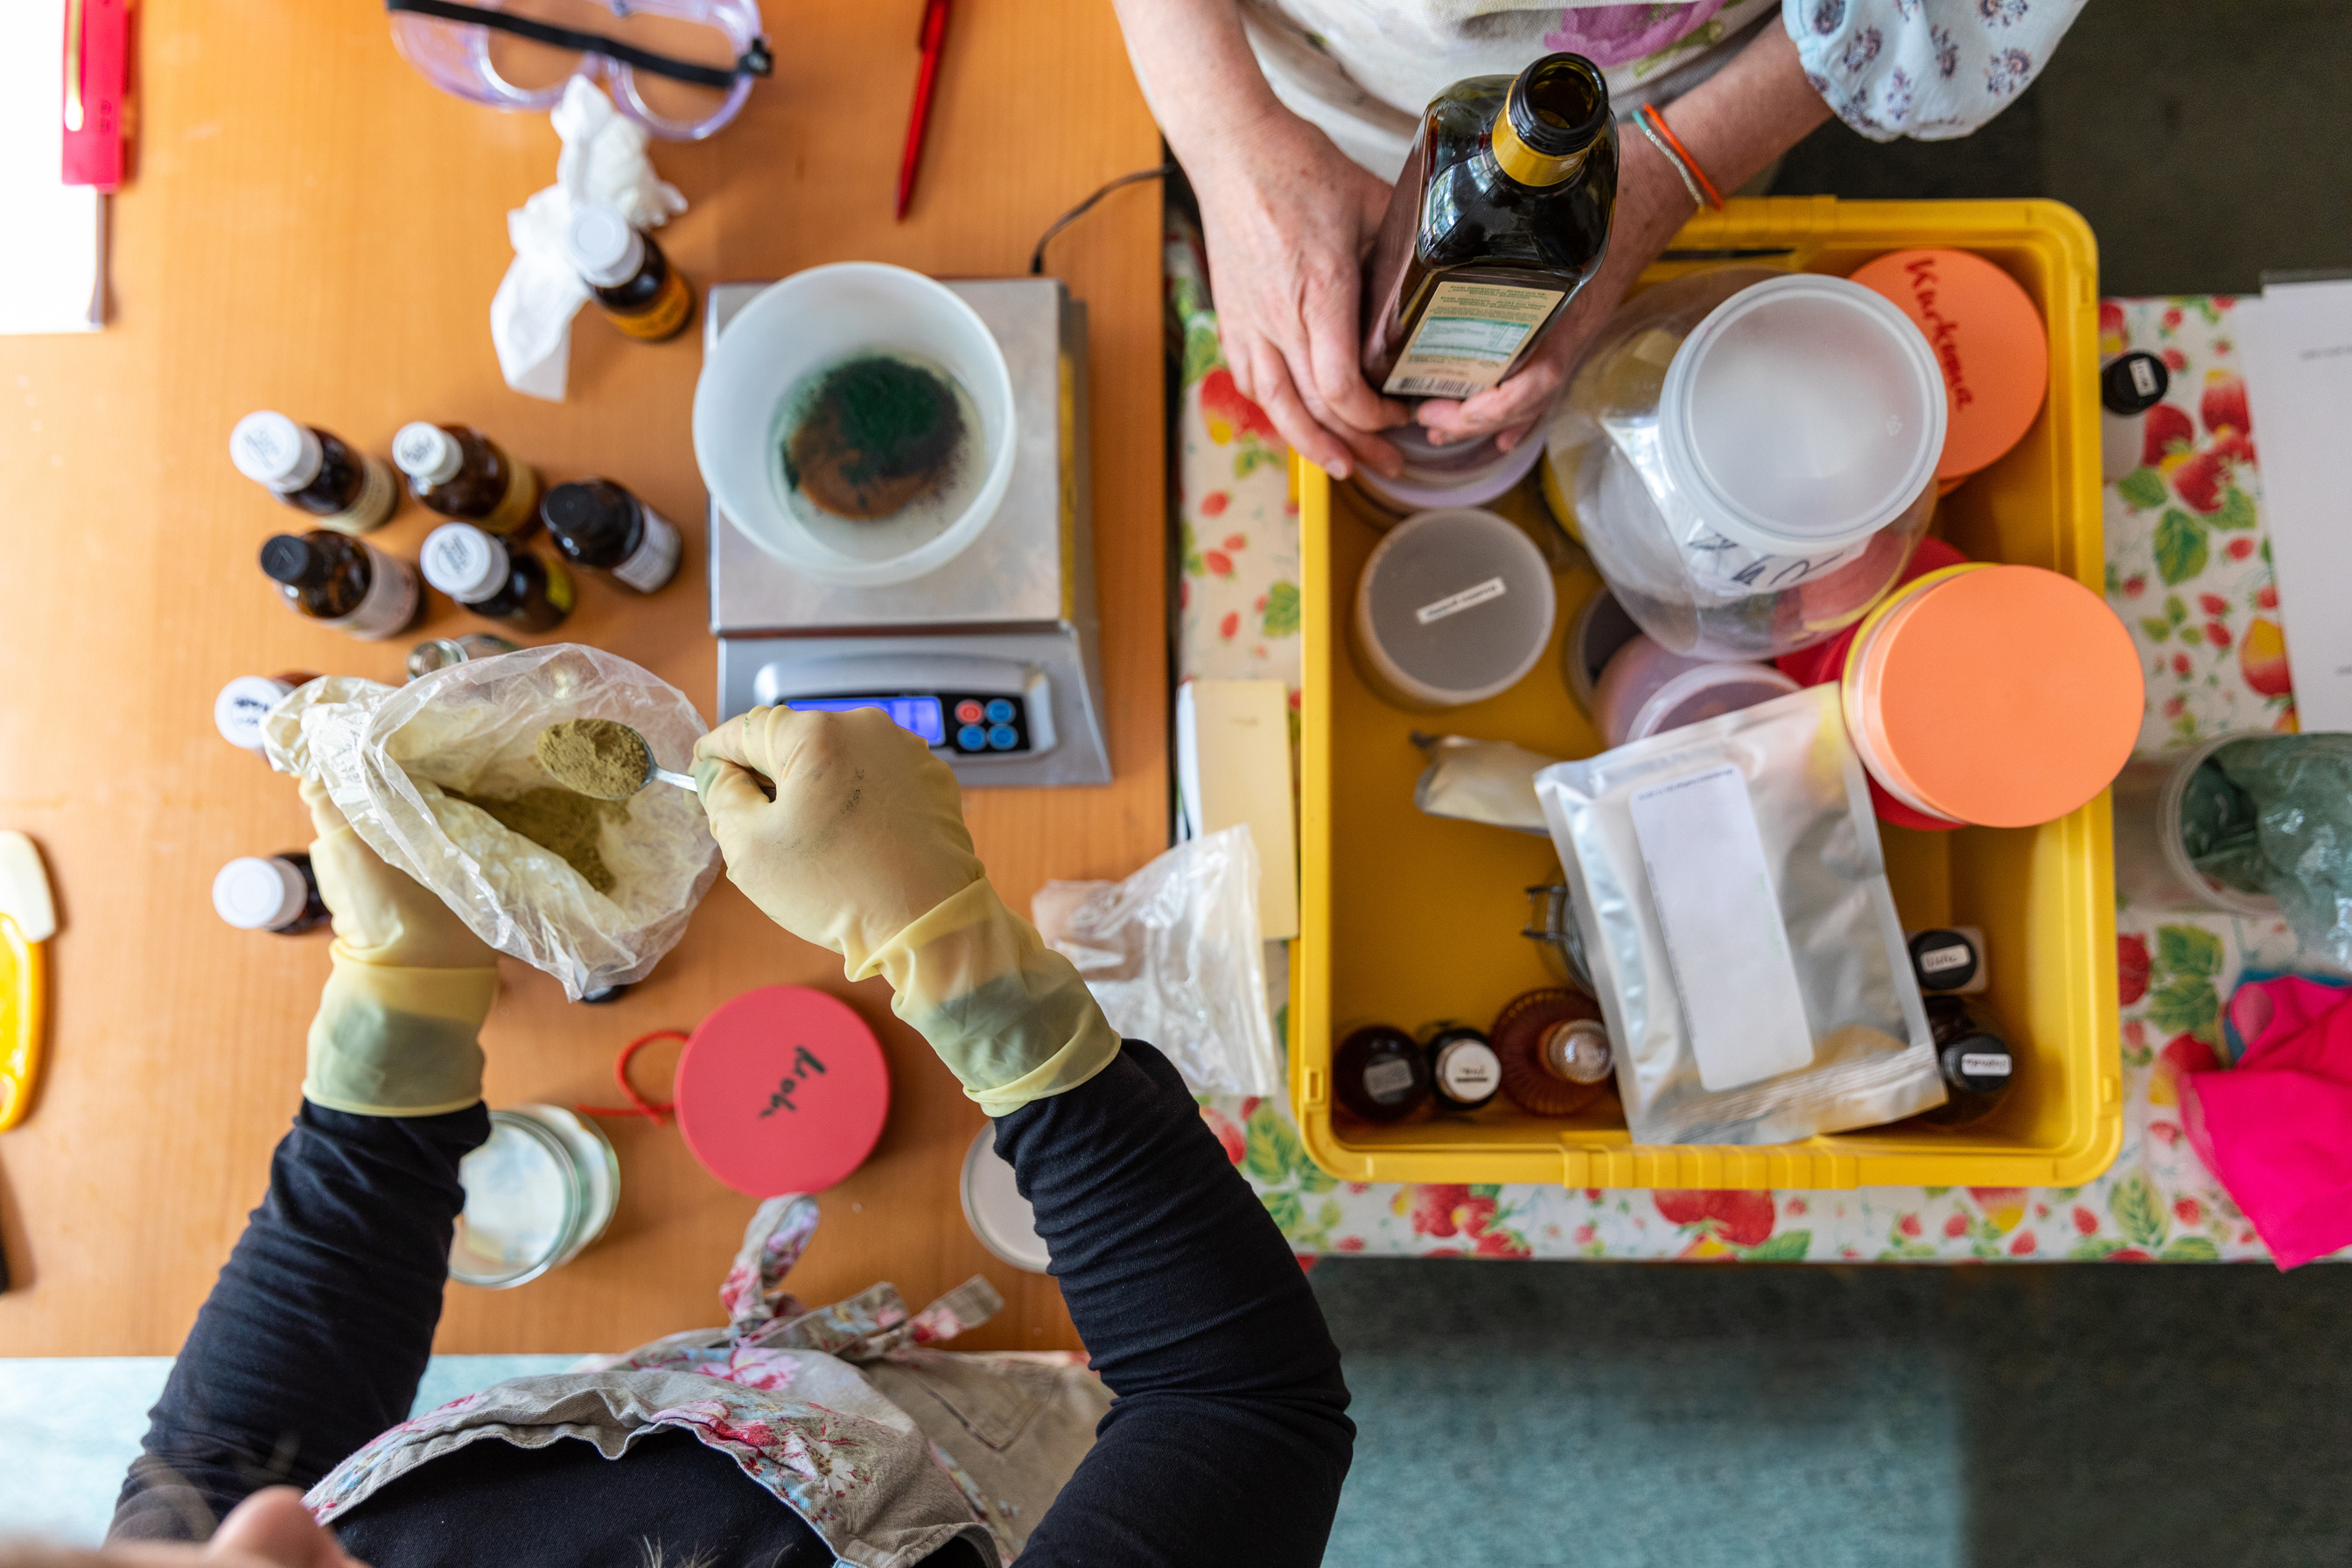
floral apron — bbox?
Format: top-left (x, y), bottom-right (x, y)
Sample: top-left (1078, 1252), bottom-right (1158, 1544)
top-left (304, 1196), bottom-right (1111, 1567)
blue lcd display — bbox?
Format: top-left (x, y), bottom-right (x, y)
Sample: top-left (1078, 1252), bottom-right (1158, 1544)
top-left (788, 696), bottom-right (946, 746)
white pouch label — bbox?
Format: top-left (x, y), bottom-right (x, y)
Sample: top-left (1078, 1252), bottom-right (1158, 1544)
top-left (1416, 577), bottom-right (1507, 625)
top-left (1628, 763), bottom-right (1816, 1092)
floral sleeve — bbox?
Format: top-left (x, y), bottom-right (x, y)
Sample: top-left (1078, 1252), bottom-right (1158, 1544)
top-left (1782, 0), bottom-right (2089, 142)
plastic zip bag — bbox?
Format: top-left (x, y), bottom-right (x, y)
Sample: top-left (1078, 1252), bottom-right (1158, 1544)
top-left (1535, 686), bottom-right (1942, 1144)
top-left (1032, 825), bottom-right (1283, 1096)
top-left (262, 645), bottom-right (721, 998)
top-left (1410, 732), bottom-right (1564, 835)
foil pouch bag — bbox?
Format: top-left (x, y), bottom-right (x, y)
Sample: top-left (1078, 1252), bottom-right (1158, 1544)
top-left (262, 644), bottom-right (721, 998)
top-left (1534, 686), bottom-right (1941, 1144)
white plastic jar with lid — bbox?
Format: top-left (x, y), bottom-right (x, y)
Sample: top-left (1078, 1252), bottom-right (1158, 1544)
top-left (1350, 508), bottom-right (1557, 710)
top-left (1542, 270), bottom-right (1947, 661)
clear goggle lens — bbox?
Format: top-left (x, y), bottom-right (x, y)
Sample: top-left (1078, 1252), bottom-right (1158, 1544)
top-left (388, 0), bottom-right (770, 141)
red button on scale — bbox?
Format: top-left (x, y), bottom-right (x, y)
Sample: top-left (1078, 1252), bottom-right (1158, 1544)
top-left (955, 699), bottom-right (984, 725)
top-left (675, 986), bottom-right (891, 1196)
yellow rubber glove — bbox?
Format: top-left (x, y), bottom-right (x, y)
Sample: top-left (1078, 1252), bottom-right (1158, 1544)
top-left (693, 706), bottom-right (1122, 1116)
top-left (301, 776), bottom-right (501, 1116)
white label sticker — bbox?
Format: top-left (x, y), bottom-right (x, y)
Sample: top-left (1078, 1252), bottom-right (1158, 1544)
top-left (1415, 577), bottom-right (1507, 626)
top-left (1919, 943), bottom-right (1972, 974)
top-left (326, 543), bottom-right (421, 641)
top-left (1960, 1052), bottom-right (2012, 1079)
top-left (1628, 763), bottom-right (1816, 1093)
top-left (1362, 1057), bottom-right (1418, 1102)
top-left (612, 505), bottom-right (683, 593)
top-left (1382, 280), bottom-right (1565, 398)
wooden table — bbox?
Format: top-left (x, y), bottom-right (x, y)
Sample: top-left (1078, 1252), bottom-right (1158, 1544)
top-left (0, 0), bottom-right (1165, 1354)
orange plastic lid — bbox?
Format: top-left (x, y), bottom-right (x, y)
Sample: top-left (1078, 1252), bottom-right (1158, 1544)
top-left (1850, 249), bottom-right (2048, 480)
top-left (1860, 565), bottom-right (2140, 828)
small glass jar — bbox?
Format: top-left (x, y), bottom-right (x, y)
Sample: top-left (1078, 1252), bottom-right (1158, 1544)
top-left (2110, 733), bottom-right (2279, 917)
top-left (451, 1104), bottom-right (620, 1289)
top-left (406, 633), bottom-right (521, 682)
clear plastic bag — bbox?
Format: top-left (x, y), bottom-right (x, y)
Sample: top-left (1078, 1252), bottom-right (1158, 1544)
top-left (262, 645), bottom-right (721, 998)
top-left (1032, 825), bottom-right (1283, 1096)
top-left (1535, 687), bottom-right (1942, 1144)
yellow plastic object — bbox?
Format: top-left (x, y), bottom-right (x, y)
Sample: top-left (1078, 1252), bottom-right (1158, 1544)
top-left (1296, 196), bottom-right (2118, 1190)
top-left (0, 831), bottom-right (57, 1132)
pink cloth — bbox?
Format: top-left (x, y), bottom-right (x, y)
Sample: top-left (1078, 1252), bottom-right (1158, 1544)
top-left (2181, 975), bottom-right (2352, 1269)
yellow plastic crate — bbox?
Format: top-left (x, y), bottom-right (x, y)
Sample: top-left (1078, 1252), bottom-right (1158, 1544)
top-left (1294, 196), bottom-right (2120, 1190)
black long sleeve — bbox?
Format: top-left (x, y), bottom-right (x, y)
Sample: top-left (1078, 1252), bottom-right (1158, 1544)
top-left (110, 1102), bottom-right (489, 1541)
top-left (999, 1042), bottom-right (1355, 1568)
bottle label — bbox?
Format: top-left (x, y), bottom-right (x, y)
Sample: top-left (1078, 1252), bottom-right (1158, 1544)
top-left (312, 453), bottom-right (399, 536)
top-left (480, 461), bottom-right (542, 537)
top-left (1382, 280), bottom-right (1565, 399)
top-left (612, 504), bottom-right (683, 593)
top-left (611, 268), bottom-right (693, 340)
top-left (1918, 942), bottom-right (1972, 975)
top-left (1960, 1052), bottom-right (2012, 1080)
top-left (1362, 1057), bottom-right (1418, 1102)
top-left (325, 542), bottom-right (420, 640)
top-left (1436, 1041), bottom-right (1500, 1101)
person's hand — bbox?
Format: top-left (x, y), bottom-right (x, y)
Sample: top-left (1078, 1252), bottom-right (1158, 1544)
top-left (0, 1486), bottom-right (368, 1566)
top-left (1407, 251), bottom-right (1641, 456)
top-left (1191, 108), bottom-right (1410, 480)
top-left (695, 707), bottom-right (1121, 1115)
top-left (300, 779), bottom-right (499, 1117)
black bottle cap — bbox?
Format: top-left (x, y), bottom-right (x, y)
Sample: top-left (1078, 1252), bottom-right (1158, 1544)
top-left (259, 535), bottom-right (324, 586)
top-left (1940, 1035), bottom-right (2014, 1096)
top-left (541, 479), bottom-right (629, 538)
top-left (2101, 351), bottom-right (2170, 416)
top-left (1511, 53), bottom-right (1610, 157)
top-left (1908, 928), bottom-right (1981, 992)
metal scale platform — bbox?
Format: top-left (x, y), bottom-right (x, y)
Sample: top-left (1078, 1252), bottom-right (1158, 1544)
top-left (707, 277), bottom-right (1113, 788)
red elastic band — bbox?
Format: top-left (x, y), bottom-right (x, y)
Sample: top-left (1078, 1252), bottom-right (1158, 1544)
top-left (1641, 102), bottom-right (1726, 210)
top-left (577, 1028), bottom-right (686, 1128)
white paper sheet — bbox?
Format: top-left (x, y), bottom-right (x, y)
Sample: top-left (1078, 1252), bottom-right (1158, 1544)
top-left (2240, 283), bottom-right (2352, 731)
top-left (1, 0), bottom-right (106, 335)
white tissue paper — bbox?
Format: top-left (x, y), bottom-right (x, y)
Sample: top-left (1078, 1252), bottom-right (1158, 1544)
top-left (491, 77), bottom-right (689, 401)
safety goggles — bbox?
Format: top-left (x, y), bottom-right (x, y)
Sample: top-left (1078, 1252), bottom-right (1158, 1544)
top-left (388, 0), bottom-right (773, 141)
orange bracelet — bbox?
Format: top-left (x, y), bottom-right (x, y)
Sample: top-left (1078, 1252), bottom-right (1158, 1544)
top-left (1637, 102), bottom-right (1726, 210)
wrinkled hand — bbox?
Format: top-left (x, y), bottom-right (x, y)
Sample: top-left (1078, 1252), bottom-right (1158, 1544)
top-left (1410, 257), bottom-right (1637, 455)
top-left (1193, 110), bottom-right (1410, 480)
top-left (298, 778), bottom-right (498, 1118)
top-left (694, 706), bottom-right (1120, 1116)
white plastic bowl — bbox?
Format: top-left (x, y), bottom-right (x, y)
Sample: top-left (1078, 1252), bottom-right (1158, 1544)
top-left (693, 262), bottom-right (1018, 587)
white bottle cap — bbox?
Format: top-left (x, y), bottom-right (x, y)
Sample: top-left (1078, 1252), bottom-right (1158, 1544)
top-left (564, 203), bottom-right (646, 288)
top-left (421, 522), bottom-right (508, 603)
top-left (214, 857), bottom-right (309, 930)
top-left (230, 411), bottom-right (326, 493)
top-left (393, 422), bottom-right (465, 485)
top-left (214, 676), bottom-right (298, 752)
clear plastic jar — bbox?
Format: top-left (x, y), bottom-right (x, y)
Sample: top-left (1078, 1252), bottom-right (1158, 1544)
top-left (1543, 269), bottom-right (1946, 660)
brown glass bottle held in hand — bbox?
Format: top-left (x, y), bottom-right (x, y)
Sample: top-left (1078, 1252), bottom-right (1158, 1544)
top-left (1424, 1024), bottom-right (1502, 1112)
top-left (230, 410), bottom-right (398, 535)
top-left (393, 423), bottom-right (543, 538)
top-left (1334, 1024), bottom-right (1432, 1124)
top-left (539, 479), bottom-right (683, 593)
top-left (1360, 52), bottom-right (1618, 404)
top-left (421, 522), bottom-right (577, 634)
top-left (260, 531), bottom-right (423, 641)
top-left (1492, 987), bottom-right (1615, 1116)
top-left (564, 203), bottom-right (695, 342)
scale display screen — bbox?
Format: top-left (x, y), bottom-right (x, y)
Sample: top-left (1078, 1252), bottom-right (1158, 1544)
top-left (788, 695), bottom-right (946, 746)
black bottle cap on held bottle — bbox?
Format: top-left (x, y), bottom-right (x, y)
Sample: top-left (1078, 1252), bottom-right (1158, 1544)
top-left (260, 535), bottom-right (326, 586)
top-left (1510, 52), bottom-right (1610, 156)
top-left (2101, 351), bottom-right (2170, 416)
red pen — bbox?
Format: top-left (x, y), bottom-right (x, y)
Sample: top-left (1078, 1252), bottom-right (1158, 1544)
top-left (895, 0), bottom-right (953, 221)
top-left (62, 0), bottom-right (132, 192)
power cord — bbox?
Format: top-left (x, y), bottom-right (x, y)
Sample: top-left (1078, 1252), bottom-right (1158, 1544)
top-left (1029, 162), bottom-right (1178, 275)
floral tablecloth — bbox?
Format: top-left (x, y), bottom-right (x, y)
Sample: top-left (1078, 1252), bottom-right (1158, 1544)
top-left (1170, 210), bottom-right (2328, 1264)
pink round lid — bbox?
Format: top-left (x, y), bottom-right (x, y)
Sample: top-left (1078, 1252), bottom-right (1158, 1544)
top-left (676, 986), bottom-right (891, 1196)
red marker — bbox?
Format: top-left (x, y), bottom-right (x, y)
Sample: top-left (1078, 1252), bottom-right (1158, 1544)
top-left (895, 0), bottom-right (954, 221)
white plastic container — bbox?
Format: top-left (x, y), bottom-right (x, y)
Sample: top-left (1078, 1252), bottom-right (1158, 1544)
top-left (1589, 634), bottom-right (1799, 748)
top-left (1350, 508), bottom-right (1557, 710)
top-left (1348, 425), bottom-right (1546, 524)
top-left (1544, 270), bottom-right (1946, 661)
top-left (693, 262), bottom-right (1017, 587)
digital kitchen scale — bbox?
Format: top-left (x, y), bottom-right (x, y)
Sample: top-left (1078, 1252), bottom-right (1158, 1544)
top-left (707, 277), bottom-right (1113, 788)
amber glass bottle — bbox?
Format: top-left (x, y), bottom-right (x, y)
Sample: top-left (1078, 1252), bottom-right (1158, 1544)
top-left (260, 531), bottom-right (422, 640)
top-left (1334, 1025), bottom-right (1432, 1124)
top-left (1360, 52), bottom-right (1618, 402)
top-left (420, 522), bottom-right (576, 634)
top-left (541, 479), bottom-right (683, 593)
top-left (564, 204), bottom-right (695, 342)
top-left (231, 411), bottom-right (397, 535)
top-left (1492, 987), bottom-right (1614, 1117)
top-left (393, 423), bottom-right (543, 538)
top-left (1918, 995), bottom-right (2015, 1127)
top-left (1424, 1024), bottom-right (1502, 1111)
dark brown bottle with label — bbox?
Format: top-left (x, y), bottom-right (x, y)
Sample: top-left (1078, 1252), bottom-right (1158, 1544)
top-left (564, 203), bottom-right (695, 342)
top-left (1360, 52), bottom-right (1617, 403)
top-left (1918, 995), bottom-right (2015, 1127)
top-left (393, 423), bottom-right (543, 538)
top-left (421, 522), bottom-right (576, 634)
top-left (260, 531), bottom-right (424, 640)
top-left (541, 479), bottom-right (684, 593)
top-left (230, 410), bottom-right (397, 535)
top-left (1424, 1024), bottom-right (1502, 1111)
top-left (1334, 1024), bottom-right (1432, 1124)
